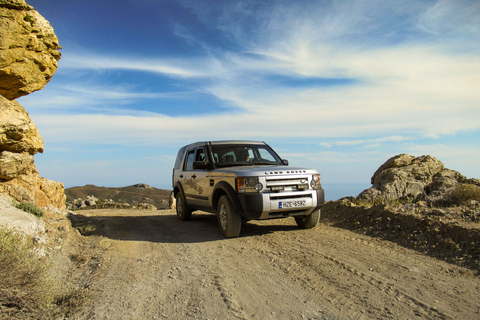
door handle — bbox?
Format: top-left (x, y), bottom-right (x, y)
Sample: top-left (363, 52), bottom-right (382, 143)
top-left (179, 174), bottom-right (184, 178)
top-left (192, 174), bottom-right (197, 179)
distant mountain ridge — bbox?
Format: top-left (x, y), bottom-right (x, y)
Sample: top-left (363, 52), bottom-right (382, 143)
top-left (65, 184), bottom-right (171, 209)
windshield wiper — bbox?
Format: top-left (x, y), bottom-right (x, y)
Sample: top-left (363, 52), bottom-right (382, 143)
top-left (252, 162), bottom-right (276, 166)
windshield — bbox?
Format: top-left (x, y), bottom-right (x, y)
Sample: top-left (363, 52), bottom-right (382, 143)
top-left (210, 144), bottom-right (284, 168)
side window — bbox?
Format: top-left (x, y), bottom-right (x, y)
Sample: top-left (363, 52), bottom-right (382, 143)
top-left (184, 149), bottom-right (195, 171)
top-left (195, 148), bottom-right (205, 162)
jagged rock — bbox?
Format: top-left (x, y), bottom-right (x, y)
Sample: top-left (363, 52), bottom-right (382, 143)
top-left (0, 0), bottom-right (61, 100)
top-left (0, 1), bottom-right (65, 210)
top-left (84, 195), bottom-right (97, 207)
top-left (67, 196), bottom-right (158, 210)
top-left (0, 171), bottom-right (66, 209)
top-left (0, 95), bottom-right (43, 154)
top-left (134, 183), bottom-right (153, 189)
top-left (0, 150), bottom-right (35, 179)
top-left (358, 154), bottom-right (468, 203)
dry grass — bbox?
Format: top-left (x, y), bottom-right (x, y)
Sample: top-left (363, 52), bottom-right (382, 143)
top-left (446, 183), bottom-right (480, 206)
top-left (0, 227), bottom-right (89, 319)
top-left (0, 227), bottom-right (53, 318)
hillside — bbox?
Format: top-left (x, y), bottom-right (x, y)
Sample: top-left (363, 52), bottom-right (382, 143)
top-left (65, 184), bottom-right (171, 209)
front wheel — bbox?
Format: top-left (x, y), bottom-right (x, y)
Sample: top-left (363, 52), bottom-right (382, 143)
top-left (295, 209), bottom-right (320, 229)
top-left (217, 195), bottom-right (241, 238)
top-left (176, 191), bottom-right (192, 221)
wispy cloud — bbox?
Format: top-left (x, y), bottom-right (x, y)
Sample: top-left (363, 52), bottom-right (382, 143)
top-left (20, 0), bottom-right (480, 190)
top-left (319, 136), bottom-right (415, 148)
top-left (59, 52), bottom-right (224, 78)
top-left (417, 0), bottom-right (480, 39)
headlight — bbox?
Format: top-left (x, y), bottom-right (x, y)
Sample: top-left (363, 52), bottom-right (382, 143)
top-left (237, 177), bottom-right (263, 192)
top-left (310, 174), bottom-right (321, 189)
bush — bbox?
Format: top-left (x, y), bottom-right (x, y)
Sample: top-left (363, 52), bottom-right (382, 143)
top-left (13, 201), bottom-right (44, 217)
top-left (447, 183), bottom-right (480, 205)
top-left (0, 227), bottom-right (54, 318)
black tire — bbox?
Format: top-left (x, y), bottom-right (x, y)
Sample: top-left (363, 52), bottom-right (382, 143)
top-left (176, 191), bottom-right (192, 221)
top-left (295, 209), bottom-right (320, 229)
top-left (217, 195), bottom-right (241, 238)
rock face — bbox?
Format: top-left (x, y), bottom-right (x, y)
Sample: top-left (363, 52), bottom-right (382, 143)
top-left (0, 0), bottom-right (61, 100)
top-left (0, 0), bottom-right (65, 209)
top-left (357, 154), bottom-right (478, 203)
top-left (0, 95), bottom-right (43, 154)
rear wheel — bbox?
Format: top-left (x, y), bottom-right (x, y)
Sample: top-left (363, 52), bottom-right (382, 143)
top-left (295, 209), bottom-right (320, 229)
top-left (176, 191), bottom-right (192, 221)
top-left (217, 195), bottom-right (241, 238)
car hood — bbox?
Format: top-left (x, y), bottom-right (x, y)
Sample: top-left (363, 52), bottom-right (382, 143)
top-left (212, 165), bottom-right (318, 176)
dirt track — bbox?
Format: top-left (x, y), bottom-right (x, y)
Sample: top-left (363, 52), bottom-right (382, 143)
top-left (69, 209), bottom-right (480, 320)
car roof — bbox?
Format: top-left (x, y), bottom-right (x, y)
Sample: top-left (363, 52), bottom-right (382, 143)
top-left (182, 140), bottom-right (266, 148)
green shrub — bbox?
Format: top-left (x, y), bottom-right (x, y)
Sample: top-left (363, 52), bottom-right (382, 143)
top-left (14, 201), bottom-right (44, 217)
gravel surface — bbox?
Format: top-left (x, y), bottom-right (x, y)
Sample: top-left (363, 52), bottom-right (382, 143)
top-left (63, 208), bottom-right (480, 320)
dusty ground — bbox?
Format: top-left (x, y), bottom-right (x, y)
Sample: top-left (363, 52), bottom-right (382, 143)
top-left (60, 208), bottom-right (480, 320)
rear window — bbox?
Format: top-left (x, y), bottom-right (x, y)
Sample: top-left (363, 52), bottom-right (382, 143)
top-left (174, 146), bottom-right (186, 169)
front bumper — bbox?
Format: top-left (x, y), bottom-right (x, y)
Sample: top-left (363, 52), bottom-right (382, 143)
top-left (237, 188), bottom-right (324, 220)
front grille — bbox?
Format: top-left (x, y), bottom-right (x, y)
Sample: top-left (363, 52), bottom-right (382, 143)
top-left (265, 175), bottom-right (310, 192)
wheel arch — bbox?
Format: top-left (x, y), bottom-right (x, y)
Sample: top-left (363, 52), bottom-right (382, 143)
top-left (212, 181), bottom-right (242, 214)
top-left (173, 182), bottom-right (184, 199)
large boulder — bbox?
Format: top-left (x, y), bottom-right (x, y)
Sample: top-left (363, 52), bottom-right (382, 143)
top-left (0, 0), bottom-right (61, 100)
top-left (357, 154), bottom-right (471, 203)
top-left (0, 0), bottom-right (64, 209)
top-left (0, 95), bottom-right (44, 154)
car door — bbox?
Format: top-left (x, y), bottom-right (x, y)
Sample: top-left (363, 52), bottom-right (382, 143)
top-left (182, 147), bottom-right (210, 208)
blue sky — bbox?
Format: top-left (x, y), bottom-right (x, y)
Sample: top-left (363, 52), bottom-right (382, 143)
top-left (19, 0), bottom-right (480, 200)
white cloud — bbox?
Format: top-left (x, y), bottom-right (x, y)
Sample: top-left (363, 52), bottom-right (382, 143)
top-left (417, 0), bottom-right (480, 38)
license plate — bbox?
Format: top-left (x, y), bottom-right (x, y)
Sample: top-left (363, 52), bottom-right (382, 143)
top-left (279, 200), bottom-right (306, 209)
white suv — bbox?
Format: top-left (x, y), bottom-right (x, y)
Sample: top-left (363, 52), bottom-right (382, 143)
top-left (172, 141), bottom-right (325, 237)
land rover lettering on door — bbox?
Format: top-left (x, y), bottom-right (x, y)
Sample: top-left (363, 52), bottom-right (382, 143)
top-left (172, 141), bottom-right (325, 238)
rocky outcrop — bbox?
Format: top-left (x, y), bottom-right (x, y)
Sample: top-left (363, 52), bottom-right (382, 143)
top-left (0, 151), bottom-right (34, 179)
top-left (0, 95), bottom-right (43, 154)
top-left (0, 0), bottom-right (65, 209)
top-left (323, 154), bottom-right (480, 272)
top-left (0, 0), bottom-right (61, 100)
top-left (68, 195), bottom-right (158, 211)
top-left (357, 154), bottom-right (479, 204)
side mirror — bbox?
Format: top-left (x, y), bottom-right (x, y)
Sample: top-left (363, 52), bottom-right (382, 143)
top-left (282, 159), bottom-right (289, 166)
top-left (193, 161), bottom-right (208, 170)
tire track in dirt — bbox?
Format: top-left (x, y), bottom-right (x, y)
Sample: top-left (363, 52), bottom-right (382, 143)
top-left (70, 209), bottom-right (480, 320)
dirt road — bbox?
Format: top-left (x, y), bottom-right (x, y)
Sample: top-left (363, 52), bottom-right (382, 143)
top-left (69, 209), bottom-right (480, 320)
